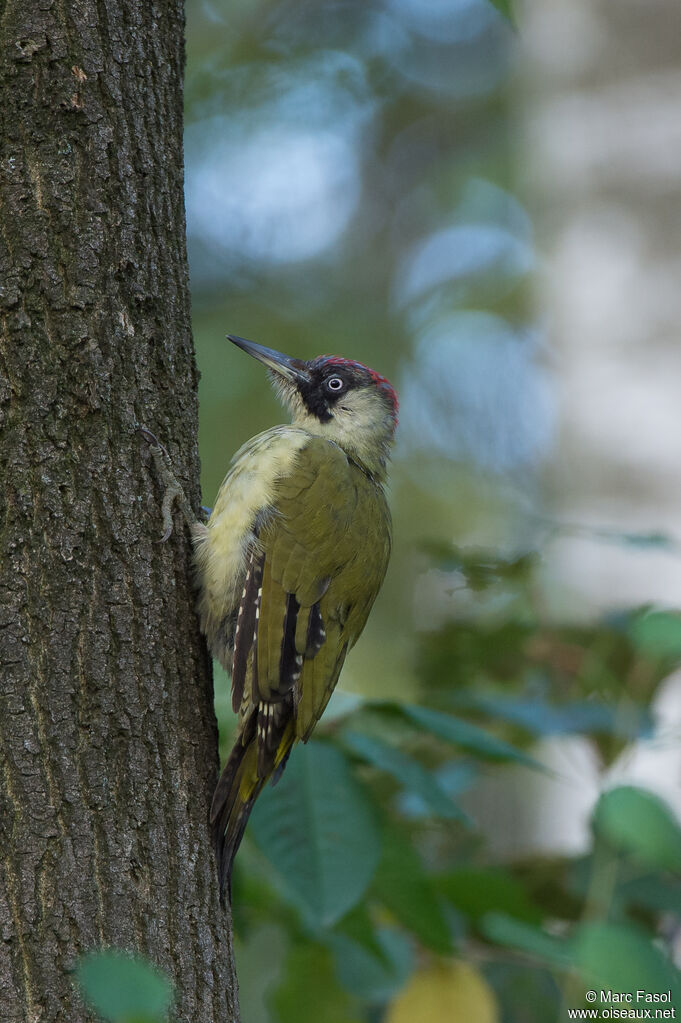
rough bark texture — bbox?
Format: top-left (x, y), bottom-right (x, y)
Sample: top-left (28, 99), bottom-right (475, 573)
top-left (0, 1), bottom-right (240, 1020)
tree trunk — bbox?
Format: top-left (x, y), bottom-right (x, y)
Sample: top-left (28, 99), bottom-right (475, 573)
top-left (0, 2), bottom-right (240, 1020)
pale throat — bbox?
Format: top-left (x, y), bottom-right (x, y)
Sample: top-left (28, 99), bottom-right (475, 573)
top-left (292, 409), bottom-right (392, 481)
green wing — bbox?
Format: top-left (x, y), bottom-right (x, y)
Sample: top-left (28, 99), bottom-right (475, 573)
top-left (238, 435), bottom-right (391, 751)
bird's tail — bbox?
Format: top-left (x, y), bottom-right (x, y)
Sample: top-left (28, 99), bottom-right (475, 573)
top-left (210, 723), bottom-right (264, 903)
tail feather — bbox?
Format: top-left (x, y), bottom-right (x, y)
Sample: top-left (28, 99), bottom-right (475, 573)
top-left (211, 712), bottom-right (296, 902)
top-left (211, 718), bottom-right (264, 902)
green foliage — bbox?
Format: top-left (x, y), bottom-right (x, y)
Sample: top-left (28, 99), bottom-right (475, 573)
top-left (75, 951), bottom-right (173, 1023)
top-left (574, 922), bottom-right (681, 1001)
top-left (484, 915), bottom-right (681, 1008)
top-left (482, 913), bottom-right (574, 968)
top-left (342, 729), bottom-right (467, 820)
top-left (370, 825), bottom-right (453, 955)
top-left (270, 943), bottom-right (362, 1023)
top-left (185, 0), bottom-right (678, 1016)
top-left (249, 741), bottom-right (381, 926)
top-left (222, 541), bottom-right (679, 1022)
top-left (327, 927), bottom-right (413, 1005)
top-left (401, 704), bottom-right (541, 768)
top-left (593, 786), bottom-right (681, 870)
top-left (436, 867), bottom-right (543, 927)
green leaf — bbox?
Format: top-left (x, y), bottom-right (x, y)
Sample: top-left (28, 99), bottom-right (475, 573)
top-left (482, 913), bottom-right (572, 968)
top-left (249, 741), bottom-right (381, 926)
top-left (483, 915), bottom-right (681, 1007)
top-left (371, 827), bottom-right (452, 955)
top-left (436, 868), bottom-right (542, 926)
top-left (457, 693), bottom-right (651, 740)
top-left (401, 706), bottom-right (541, 769)
top-left (327, 928), bottom-right (413, 1004)
top-left (343, 731), bottom-right (469, 821)
top-left (270, 942), bottom-right (362, 1023)
top-left (75, 951), bottom-right (173, 1023)
top-left (334, 904), bottom-right (390, 966)
top-left (593, 786), bottom-right (681, 870)
top-left (617, 874), bottom-right (681, 915)
top-left (574, 922), bottom-right (681, 1002)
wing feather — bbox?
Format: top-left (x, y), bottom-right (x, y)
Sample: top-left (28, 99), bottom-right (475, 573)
top-left (232, 439), bottom-right (391, 782)
top-left (230, 548), bottom-right (264, 713)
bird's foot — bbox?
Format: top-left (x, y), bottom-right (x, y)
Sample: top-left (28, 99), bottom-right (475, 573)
top-left (138, 426), bottom-right (196, 541)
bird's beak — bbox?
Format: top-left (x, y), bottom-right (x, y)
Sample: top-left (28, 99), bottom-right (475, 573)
top-left (227, 335), bottom-right (311, 384)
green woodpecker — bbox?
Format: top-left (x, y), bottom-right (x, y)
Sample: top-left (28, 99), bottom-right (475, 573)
top-left (147, 335), bottom-right (397, 898)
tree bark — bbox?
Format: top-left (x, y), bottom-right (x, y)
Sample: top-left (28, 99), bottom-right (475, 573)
top-left (0, 1), bottom-right (240, 1020)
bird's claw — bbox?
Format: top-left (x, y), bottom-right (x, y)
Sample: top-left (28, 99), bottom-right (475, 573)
top-left (138, 424), bottom-right (196, 541)
top-left (137, 425), bottom-right (169, 459)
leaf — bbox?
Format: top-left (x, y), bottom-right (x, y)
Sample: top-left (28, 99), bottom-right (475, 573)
top-left (401, 705), bottom-right (541, 769)
top-left (343, 730), bottom-right (469, 821)
top-left (334, 904), bottom-right (390, 966)
top-left (617, 874), bottom-right (681, 916)
top-left (385, 961), bottom-right (500, 1023)
top-left (270, 942), bottom-right (362, 1023)
top-left (327, 928), bottom-right (413, 1004)
top-left (75, 951), bottom-right (173, 1023)
top-left (574, 922), bottom-right (681, 1003)
top-left (436, 868), bottom-right (542, 926)
top-left (484, 961), bottom-right (561, 1023)
top-left (481, 913), bottom-right (572, 969)
top-left (593, 786), bottom-right (681, 870)
top-left (249, 741), bottom-right (381, 926)
top-left (483, 914), bottom-right (681, 1006)
top-left (371, 826), bottom-right (452, 955)
top-left (457, 693), bottom-right (651, 740)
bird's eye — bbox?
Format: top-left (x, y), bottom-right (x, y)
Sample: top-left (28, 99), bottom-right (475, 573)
top-left (326, 376), bottom-right (344, 392)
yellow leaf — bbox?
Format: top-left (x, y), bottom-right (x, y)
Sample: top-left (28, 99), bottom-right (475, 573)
top-left (386, 961), bottom-right (499, 1023)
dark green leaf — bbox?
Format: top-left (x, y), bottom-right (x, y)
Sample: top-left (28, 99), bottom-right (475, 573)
top-left (327, 928), bottom-right (413, 1004)
top-left (593, 786), bottom-right (681, 870)
top-left (343, 730), bottom-right (468, 821)
top-left (436, 868), bottom-right (542, 926)
top-left (334, 904), bottom-right (390, 966)
top-left (617, 874), bottom-right (681, 915)
top-left (371, 827), bottom-right (452, 955)
top-left (401, 705), bottom-right (541, 768)
top-left (270, 942), bottom-right (361, 1023)
top-left (249, 742), bottom-right (381, 926)
top-left (76, 951), bottom-right (173, 1023)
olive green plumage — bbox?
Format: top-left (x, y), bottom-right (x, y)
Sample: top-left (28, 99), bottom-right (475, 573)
top-left (208, 436), bottom-right (391, 895)
top-left (194, 336), bottom-right (397, 898)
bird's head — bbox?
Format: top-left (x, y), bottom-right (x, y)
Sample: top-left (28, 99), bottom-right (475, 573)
top-left (228, 335), bottom-right (398, 480)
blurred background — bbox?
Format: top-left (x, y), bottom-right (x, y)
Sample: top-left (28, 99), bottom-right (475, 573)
top-left (183, 1), bottom-right (681, 1020)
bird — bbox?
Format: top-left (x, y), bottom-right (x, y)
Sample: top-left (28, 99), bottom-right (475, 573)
top-left (144, 334), bottom-right (397, 899)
